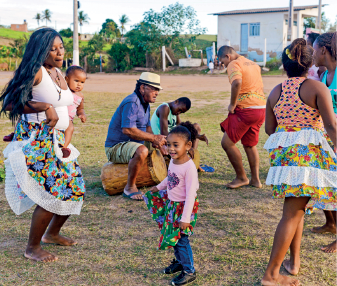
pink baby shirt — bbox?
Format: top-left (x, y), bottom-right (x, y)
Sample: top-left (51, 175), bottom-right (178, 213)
top-left (156, 159), bottom-right (199, 223)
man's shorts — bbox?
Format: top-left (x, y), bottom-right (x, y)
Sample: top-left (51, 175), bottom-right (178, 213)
top-left (220, 107), bottom-right (266, 147)
top-left (105, 142), bottom-right (143, 164)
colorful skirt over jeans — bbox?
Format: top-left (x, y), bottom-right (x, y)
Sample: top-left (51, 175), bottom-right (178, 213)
top-left (144, 190), bottom-right (199, 250)
top-left (264, 126), bottom-right (337, 211)
top-left (3, 120), bottom-right (86, 216)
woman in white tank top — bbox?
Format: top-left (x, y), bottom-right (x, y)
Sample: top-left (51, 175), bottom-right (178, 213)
top-left (0, 28), bottom-right (86, 263)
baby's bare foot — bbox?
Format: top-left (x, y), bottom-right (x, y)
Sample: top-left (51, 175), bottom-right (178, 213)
top-left (42, 234), bottom-right (77, 246)
top-left (321, 240), bottom-right (337, 253)
top-left (311, 224), bottom-right (336, 234)
top-left (24, 247), bottom-right (58, 262)
top-left (261, 274), bottom-right (300, 286)
top-left (226, 177), bottom-right (249, 189)
top-left (283, 259), bottom-right (300, 275)
top-left (249, 179), bottom-right (262, 188)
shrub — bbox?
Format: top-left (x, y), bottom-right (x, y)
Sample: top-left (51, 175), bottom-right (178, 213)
top-left (266, 57), bottom-right (282, 71)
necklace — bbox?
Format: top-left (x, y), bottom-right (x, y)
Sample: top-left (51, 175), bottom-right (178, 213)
top-left (46, 68), bottom-right (62, 100)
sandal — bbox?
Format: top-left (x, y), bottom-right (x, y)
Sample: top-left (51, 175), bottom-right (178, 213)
top-left (122, 190), bottom-right (144, 201)
top-left (3, 132), bottom-right (14, 142)
top-left (200, 164), bottom-right (214, 173)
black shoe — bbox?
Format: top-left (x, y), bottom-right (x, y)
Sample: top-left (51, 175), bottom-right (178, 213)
top-left (171, 271), bottom-right (196, 285)
top-left (164, 259), bottom-right (183, 274)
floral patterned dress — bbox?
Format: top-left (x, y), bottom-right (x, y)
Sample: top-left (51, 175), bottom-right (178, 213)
top-left (3, 120), bottom-right (85, 215)
top-left (264, 77), bottom-right (337, 211)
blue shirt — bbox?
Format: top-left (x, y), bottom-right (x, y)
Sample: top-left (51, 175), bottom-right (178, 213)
top-left (105, 92), bottom-right (151, 147)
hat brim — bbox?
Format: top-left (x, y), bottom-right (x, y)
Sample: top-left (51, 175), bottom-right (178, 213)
top-left (137, 79), bottom-right (163, 90)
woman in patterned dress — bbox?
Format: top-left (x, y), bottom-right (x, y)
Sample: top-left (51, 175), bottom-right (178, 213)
top-left (261, 38), bottom-right (337, 285)
top-left (0, 28), bottom-right (85, 262)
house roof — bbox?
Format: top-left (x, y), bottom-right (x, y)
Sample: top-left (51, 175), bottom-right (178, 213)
top-left (210, 5), bottom-right (326, 16)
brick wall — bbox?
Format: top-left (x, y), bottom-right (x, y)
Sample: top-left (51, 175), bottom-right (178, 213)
top-left (11, 23), bottom-right (28, 33)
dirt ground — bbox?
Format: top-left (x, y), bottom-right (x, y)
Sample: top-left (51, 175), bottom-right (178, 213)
top-left (0, 71), bottom-right (286, 94)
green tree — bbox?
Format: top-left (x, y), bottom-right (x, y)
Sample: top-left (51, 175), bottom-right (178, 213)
top-left (42, 9), bottom-right (52, 26)
top-left (327, 15), bottom-right (337, 32)
top-left (34, 13), bottom-right (41, 26)
top-left (9, 35), bottom-right (28, 69)
top-left (303, 12), bottom-right (330, 34)
top-left (108, 42), bottom-right (131, 71)
top-left (78, 11), bottom-right (90, 34)
top-left (59, 28), bottom-right (73, 38)
top-left (119, 14), bottom-right (130, 37)
top-left (99, 19), bottom-right (121, 41)
top-left (143, 2), bottom-right (207, 48)
top-left (81, 33), bottom-right (105, 61)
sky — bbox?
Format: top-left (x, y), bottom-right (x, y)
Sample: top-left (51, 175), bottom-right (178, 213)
top-left (0, 0), bottom-right (336, 35)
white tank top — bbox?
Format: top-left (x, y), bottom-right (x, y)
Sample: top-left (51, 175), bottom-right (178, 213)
top-left (26, 66), bottom-right (73, 130)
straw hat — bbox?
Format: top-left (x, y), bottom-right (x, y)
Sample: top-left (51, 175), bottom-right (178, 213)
top-left (138, 72), bottom-right (163, 90)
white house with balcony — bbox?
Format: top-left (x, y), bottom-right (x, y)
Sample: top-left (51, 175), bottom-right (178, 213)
top-left (211, 5), bottom-right (325, 62)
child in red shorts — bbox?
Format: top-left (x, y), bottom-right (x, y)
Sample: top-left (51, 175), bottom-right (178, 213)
top-left (218, 46), bottom-right (266, 189)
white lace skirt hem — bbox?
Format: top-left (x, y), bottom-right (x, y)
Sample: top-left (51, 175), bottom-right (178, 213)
top-left (266, 166), bottom-right (337, 188)
top-left (263, 129), bottom-right (336, 158)
top-left (3, 134), bottom-right (83, 216)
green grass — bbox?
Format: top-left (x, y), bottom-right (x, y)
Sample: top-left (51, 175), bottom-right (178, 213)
top-left (0, 83), bottom-right (335, 285)
top-left (0, 28), bottom-right (31, 39)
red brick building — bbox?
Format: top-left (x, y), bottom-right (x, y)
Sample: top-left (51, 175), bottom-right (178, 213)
top-left (11, 20), bottom-right (28, 32)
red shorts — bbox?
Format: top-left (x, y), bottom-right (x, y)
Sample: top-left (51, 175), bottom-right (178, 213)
top-left (220, 107), bottom-right (266, 147)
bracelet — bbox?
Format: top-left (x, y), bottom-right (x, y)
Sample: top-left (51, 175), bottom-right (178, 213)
top-left (45, 104), bottom-right (53, 111)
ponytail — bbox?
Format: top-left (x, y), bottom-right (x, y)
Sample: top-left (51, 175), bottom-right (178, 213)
top-left (282, 38), bottom-right (313, 78)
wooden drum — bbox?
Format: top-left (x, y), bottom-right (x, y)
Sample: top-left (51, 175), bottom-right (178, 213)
top-left (101, 149), bottom-right (167, 196)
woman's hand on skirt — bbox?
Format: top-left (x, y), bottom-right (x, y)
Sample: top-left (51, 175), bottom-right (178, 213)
top-left (150, 186), bottom-right (159, 193)
top-left (179, 222), bottom-right (190, 231)
top-left (45, 105), bottom-right (59, 130)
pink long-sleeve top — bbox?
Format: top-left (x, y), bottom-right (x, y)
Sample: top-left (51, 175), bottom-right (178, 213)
top-left (156, 159), bottom-right (199, 223)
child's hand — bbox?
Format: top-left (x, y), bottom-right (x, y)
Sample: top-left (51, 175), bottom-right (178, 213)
top-left (150, 186), bottom-right (159, 193)
top-left (78, 113), bottom-right (87, 123)
top-left (179, 222), bottom-right (190, 231)
top-left (198, 134), bottom-right (209, 145)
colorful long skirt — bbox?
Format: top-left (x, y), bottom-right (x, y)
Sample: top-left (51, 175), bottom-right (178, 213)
top-left (143, 190), bottom-right (199, 250)
top-left (3, 120), bottom-right (85, 215)
top-left (264, 126), bottom-right (337, 211)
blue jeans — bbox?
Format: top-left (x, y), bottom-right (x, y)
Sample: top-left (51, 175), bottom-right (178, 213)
top-left (174, 234), bottom-right (195, 273)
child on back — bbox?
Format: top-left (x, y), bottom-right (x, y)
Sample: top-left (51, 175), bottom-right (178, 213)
top-left (62, 65), bottom-right (87, 158)
top-left (143, 125), bottom-right (199, 286)
top-left (262, 38), bottom-right (337, 285)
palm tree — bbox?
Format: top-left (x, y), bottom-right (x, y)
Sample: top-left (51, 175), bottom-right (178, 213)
top-left (78, 11), bottom-right (90, 34)
top-left (119, 14), bottom-right (130, 37)
top-left (34, 13), bottom-right (41, 26)
top-left (42, 9), bottom-right (52, 26)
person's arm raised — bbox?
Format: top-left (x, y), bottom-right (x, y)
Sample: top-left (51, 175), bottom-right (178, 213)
top-left (158, 104), bottom-right (170, 136)
top-left (316, 83), bottom-right (337, 147)
top-left (265, 84), bottom-right (280, 136)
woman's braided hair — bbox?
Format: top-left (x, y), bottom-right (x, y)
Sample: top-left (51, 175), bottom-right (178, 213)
top-left (282, 38), bottom-right (313, 78)
top-left (316, 32), bottom-right (337, 61)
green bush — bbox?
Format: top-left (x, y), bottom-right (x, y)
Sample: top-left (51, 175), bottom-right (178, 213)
top-left (0, 160), bottom-right (5, 182)
top-left (266, 57), bottom-right (282, 71)
top-left (108, 42), bottom-right (132, 71)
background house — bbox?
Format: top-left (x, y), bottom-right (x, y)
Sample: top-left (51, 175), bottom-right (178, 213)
top-left (211, 5), bottom-right (324, 62)
top-left (11, 20), bottom-right (28, 32)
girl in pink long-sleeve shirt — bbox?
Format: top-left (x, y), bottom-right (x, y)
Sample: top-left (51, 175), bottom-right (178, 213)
top-left (144, 125), bottom-right (199, 286)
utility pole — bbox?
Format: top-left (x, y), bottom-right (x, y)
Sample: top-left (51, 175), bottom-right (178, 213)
top-left (316, 0), bottom-right (322, 33)
top-left (73, 0), bottom-right (79, 65)
top-left (287, 0), bottom-right (294, 43)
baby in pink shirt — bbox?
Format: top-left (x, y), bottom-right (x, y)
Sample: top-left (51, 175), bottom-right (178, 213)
top-left (144, 124), bottom-right (199, 286)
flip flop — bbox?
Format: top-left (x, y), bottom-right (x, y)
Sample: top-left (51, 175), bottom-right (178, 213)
top-left (200, 164), bottom-right (215, 173)
top-left (122, 191), bottom-right (144, 201)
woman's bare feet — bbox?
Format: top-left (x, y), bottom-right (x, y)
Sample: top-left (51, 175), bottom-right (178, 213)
top-left (261, 274), bottom-right (300, 286)
top-left (198, 166), bottom-right (205, 173)
top-left (24, 246), bottom-right (58, 262)
top-left (283, 259), bottom-right (300, 275)
top-left (226, 177), bottom-right (249, 189)
top-left (321, 240), bottom-right (337, 253)
top-left (249, 179), bottom-right (262, 188)
top-left (42, 234), bottom-right (77, 246)
top-left (311, 223), bottom-right (336, 234)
